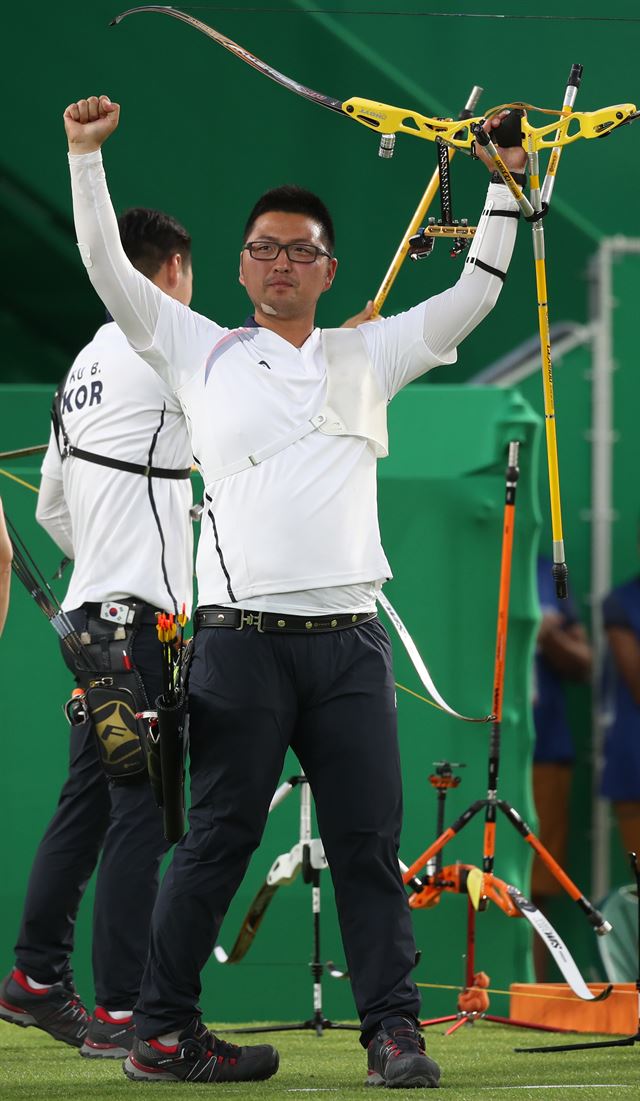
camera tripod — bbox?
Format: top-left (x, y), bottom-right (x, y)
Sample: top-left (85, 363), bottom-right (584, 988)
top-left (215, 775), bottom-right (358, 1037)
top-left (416, 763), bottom-right (565, 1036)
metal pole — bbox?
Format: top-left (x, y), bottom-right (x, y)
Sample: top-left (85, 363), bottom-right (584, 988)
top-left (590, 237), bottom-right (640, 899)
top-left (590, 239), bottom-right (615, 901)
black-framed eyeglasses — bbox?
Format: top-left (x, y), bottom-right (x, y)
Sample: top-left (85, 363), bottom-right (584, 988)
top-left (242, 240), bottom-right (332, 264)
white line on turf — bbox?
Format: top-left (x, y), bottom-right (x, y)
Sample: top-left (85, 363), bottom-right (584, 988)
top-left (284, 1087), bottom-right (634, 1094)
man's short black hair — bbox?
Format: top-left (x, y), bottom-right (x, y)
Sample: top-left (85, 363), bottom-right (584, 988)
top-left (117, 208), bottom-right (192, 279)
top-left (243, 185), bottom-right (335, 254)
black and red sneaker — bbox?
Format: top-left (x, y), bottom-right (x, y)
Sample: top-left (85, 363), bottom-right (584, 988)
top-left (79, 1006), bottom-right (135, 1059)
top-left (0, 968), bottom-right (89, 1048)
top-left (366, 1015), bottom-right (440, 1089)
top-left (123, 1017), bottom-right (279, 1083)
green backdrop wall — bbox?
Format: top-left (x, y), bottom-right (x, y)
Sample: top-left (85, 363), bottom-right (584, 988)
top-left (0, 385), bottom-right (541, 1022)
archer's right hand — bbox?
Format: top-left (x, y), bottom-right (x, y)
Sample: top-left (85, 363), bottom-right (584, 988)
top-left (341, 300), bottom-right (380, 328)
top-left (64, 95), bottom-right (120, 154)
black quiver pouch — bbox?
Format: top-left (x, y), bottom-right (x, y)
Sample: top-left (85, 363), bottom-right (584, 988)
top-left (80, 670), bottom-right (150, 782)
top-left (153, 691), bottom-right (188, 843)
top-left (145, 716), bottom-right (165, 808)
top-left (73, 614), bottom-right (150, 783)
top-left (145, 638), bottom-right (192, 843)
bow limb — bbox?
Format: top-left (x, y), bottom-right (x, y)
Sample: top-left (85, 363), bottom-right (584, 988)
top-left (377, 591), bottom-right (491, 724)
top-left (507, 886), bottom-right (612, 1003)
top-left (111, 5), bottom-right (344, 112)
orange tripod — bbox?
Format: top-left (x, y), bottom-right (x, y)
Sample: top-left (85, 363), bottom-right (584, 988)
top-left (402, 441), bottom-right (611, 1018)
top-left (411, 766), bottom-right (570, 1034)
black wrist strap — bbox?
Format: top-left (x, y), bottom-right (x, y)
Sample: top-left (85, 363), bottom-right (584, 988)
top-left (490, 170), bottom-right (527, 187)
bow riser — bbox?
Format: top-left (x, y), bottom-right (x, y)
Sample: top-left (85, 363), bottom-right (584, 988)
top-left (342, 97), bottom-right (637, 151)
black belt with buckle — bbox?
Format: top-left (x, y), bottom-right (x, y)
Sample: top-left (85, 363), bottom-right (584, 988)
top-left (195, 605), bottom-right (377, 635)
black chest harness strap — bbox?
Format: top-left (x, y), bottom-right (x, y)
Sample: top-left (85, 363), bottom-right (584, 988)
top-left (51, 384), bottom-right (191, 480)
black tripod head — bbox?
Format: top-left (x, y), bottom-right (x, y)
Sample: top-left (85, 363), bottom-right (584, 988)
top-left (429, 760), bottom-right (466, 791)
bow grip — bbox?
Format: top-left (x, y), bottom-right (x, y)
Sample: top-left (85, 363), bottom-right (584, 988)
top-left (491, 108), bottom-right (525, 148)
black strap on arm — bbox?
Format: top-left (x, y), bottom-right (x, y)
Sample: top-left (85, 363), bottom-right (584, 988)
top-left (465, 256), bottom-right (507, 282)
top-left (490, 170), bottom-right (527, 187)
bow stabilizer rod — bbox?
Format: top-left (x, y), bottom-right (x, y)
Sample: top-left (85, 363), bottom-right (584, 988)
top-left (541, 63), bottom-right (583, 207)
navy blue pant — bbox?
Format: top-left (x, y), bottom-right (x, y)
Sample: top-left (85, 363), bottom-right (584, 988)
top-left (135, 617), bottom-right (420, 1040)
top-left (14, 606), bottom-right (168, 1010)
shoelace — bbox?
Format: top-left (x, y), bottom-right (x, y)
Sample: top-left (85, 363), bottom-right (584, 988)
top-left (62, 985), bottom-right (88, 1014)
top-left (384, 1026), bottom-right (425, 1055)
top-left (209, 1035), bottom-right (241, 1058)
top-left (196, 1029), bottom-right (241, 1061)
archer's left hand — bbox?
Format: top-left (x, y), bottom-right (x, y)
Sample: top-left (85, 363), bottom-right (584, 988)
top-left (477, 110), bottom-right (528, 174)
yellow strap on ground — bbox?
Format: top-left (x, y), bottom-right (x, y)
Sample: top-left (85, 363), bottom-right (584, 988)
top-left (416, 981), bottom-right (636, 1001)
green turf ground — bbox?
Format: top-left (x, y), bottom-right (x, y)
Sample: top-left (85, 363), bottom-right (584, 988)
top-left (1, 1019), bottom-right (639, 1100)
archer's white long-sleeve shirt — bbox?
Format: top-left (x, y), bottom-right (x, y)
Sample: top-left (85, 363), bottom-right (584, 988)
top-left (38, 322), bottom-right (194, 615)
top-left (69, 150), bottom-right (519, 610)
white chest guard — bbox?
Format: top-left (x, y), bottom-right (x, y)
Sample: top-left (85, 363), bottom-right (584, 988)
top-left (319, 328), bottom-right (388, 458)
top-left (204, 327), bottom-right (388, 488)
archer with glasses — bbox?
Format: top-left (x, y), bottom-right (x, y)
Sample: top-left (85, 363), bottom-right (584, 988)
top-left (64, 93), bottom-right (526, 1089)
top-left (243, 240), bottom-right (332, 263)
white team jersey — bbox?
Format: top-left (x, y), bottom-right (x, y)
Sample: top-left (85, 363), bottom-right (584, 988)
top-left (41, 322), bottom-right (194, 615)
top-left (131, 307), bottom-right (444, 607)
top-left (69, 151), bottom-right (519, 609)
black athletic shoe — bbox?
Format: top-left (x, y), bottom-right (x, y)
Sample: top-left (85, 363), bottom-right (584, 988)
top-left (123, 1017), bottom-right (279, 1083)
top-left (0, 968), bottom-right (89, 1048)
top-left (365, 1015), bottom-right (440, 1089)
top-left (79, 1006), bottom-right (135, 1058)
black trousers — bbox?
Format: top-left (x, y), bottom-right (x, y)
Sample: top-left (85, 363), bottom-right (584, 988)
top-left (135, 616), bottom-right (420, 1040)
top-left (14, 605), bottom-right (168, 1010)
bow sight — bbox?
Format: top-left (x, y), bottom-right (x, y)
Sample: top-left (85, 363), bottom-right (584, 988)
top-left (407, 139), bottom-right (474, 262)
